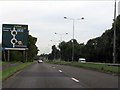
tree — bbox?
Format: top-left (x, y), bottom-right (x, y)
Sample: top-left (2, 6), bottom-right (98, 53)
top-left (27, 35), bottom-right (39, 61)
top-left (48, 45), bottom-right (60, 60)
top-left (58, 41), bottom-right (72, 61)
top-left (58, 39), bottom-right (85, 61)
top-left (84, 15), bottom-right (120, 63)
top-left (116, 15), bottom-right (120, 63)
top-left (48, 15), bottom-right (120, 63)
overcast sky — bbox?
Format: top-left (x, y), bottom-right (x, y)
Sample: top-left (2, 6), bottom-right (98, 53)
top-left (0, 1), bottom-right (119, 55)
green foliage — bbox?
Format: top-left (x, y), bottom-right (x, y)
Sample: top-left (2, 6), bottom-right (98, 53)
top-left (48, 39), bottom-right (85, 61)
top-left (59, 40), bottom-right (73, 61)
top-left (48, 15), bottom-right (120, 63)
top-left (10, 51), bottom-right (23, 61)
top-left (48, 45), bottom-right (60, 60)
top-left (27, 35), bottom-right (39, 61)
top-left (85, 15), bottom-right (120, 63)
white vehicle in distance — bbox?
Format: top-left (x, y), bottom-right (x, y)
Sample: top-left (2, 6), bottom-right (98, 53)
top-left (78, 58), bottom-right (86, 63)
top-left (38, 60), bottom-right (43, 63)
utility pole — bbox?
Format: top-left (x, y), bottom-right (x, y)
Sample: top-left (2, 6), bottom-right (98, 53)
top-left (113, 0), bottom-right (116, 64)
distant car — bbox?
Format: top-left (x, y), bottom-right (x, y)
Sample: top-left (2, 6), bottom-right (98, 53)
top-left (38, 60), bottom-right (43, 63)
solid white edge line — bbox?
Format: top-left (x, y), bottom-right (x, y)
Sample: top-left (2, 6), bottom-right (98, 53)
top-left (71, 77), bottom-right (79, 83)
top-left (59, 70), bottom-right (62, 72)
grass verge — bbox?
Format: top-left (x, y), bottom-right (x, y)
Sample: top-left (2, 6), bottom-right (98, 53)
top-left (1, 62), bottom-right (10, 66)
top-left (1, 62), bottom-right (34, 81)
top-left (46, 60), bottom-right (120, 74)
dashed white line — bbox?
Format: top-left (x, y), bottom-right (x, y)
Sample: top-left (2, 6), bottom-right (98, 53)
top-left (53, 67), bottom-right (55, 68)
top-left (71, 77), bottom-right (79, 83)
top-left (59, 70), bottom-right (62, 72)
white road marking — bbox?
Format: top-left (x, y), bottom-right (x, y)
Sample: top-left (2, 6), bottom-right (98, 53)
top-left (71, 77), bottom-right (79, 83)
top-left (53, 67), bottom-right (55, 68)
top-left (59, 70), bottom-right (62, 72)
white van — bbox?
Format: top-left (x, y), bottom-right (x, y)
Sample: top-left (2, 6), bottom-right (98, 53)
top-left (78, 58), bottom-right (86, 63)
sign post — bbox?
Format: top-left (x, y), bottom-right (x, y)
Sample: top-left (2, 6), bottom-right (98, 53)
top-left (2, 24), bottom-right (29, 62)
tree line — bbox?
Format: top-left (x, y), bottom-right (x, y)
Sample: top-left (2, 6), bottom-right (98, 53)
top-left (47, 15), bottom-right (120, 63)
top-left (2, 35), bottom-right (38, 62)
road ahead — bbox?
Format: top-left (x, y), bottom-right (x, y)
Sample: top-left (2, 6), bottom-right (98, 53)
top-left (3, 62), bottom-right (118, 88)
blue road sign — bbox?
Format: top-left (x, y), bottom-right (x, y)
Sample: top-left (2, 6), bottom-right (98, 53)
top-left (2, 24), bottom-right (29, 50)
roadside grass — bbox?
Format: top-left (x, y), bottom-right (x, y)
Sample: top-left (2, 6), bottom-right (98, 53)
top-left (0, 61), bottom-right (12, 66)
top-left (2, 62), bottom-right (9, 66)
top-left (1, 62), bottom-right (34, 81)
top-left (0, 61), bottom-right (1, 64)
top-left (46, 60), bottom-right (120, 74)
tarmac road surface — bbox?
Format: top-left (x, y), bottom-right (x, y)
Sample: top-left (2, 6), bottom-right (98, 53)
top-left (2, 62), bottom-right (119, 88)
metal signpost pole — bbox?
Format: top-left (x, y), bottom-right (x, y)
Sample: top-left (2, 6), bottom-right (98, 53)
top-left (7, 50), bottom-right (10, 62)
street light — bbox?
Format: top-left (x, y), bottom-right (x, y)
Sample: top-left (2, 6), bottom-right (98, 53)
top-left (64, 16), bottom-right (84, 61)
top-left (55, 32), bottom-right (68, 42)
top-left (113, 0), bottom-right (116, 64)
top-left (54, 32), bottom-right (68, 60)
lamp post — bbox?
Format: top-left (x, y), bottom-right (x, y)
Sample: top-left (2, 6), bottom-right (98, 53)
top-left (55, 32), bottom-right (68, 42)
top-left (113, 0), bottom-right (116, 64)
top-left (55, 32), bottom-right (68, 60)
top-left (64, 17), bottom-right (84, 61)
